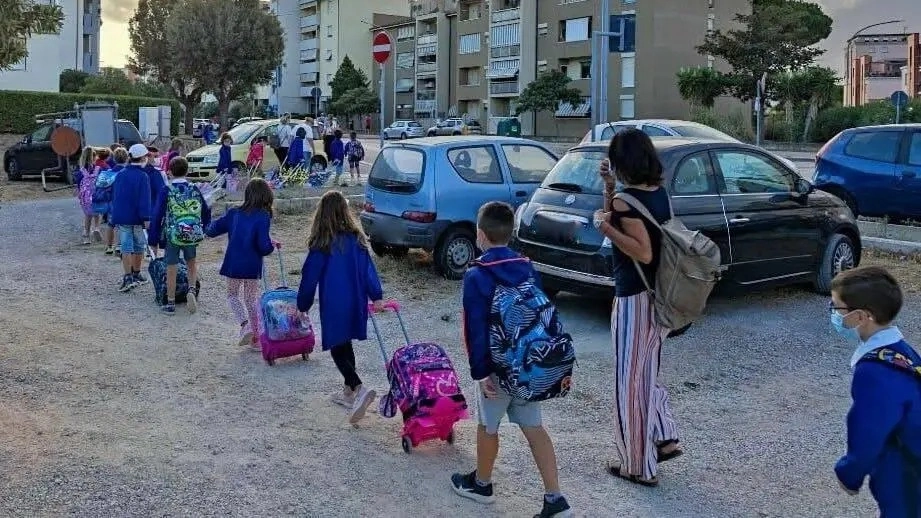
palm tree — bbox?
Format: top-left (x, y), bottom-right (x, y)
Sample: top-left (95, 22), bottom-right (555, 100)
top-left (0, 1), bottom-right (63, 70)
top-left (676, 67), bottom-right (727, 110)
top-left (799, 66), bottom-right (839, 142)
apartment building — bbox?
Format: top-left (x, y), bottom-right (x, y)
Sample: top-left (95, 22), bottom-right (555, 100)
top-left (0, 0), bottom-right (102, 92)
top-left (270, 0), bottom-right (409, 115)
top-left (374, 0), bottom-right (747, 138)
top-left (844, 32), bottom-right (921, 106)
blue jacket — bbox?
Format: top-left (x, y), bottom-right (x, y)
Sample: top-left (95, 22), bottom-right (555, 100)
top-left (462, 247), bottom-right (540, 381)
top-left (106, 156), bottom-right (116, 169)
top-left (217, 144), bottom-right (232, 174)
top-left (109, 164), bottom-right (152, 226)
top-left (205, 207), bottom-right (274, 279)
top-left (330, 138), bottom-right (344, 162)
top-left (835, 337), bottom-right (921, 516)
top-left (148, 179), bottom-right (212, 249)
top-left (297, 234), bottom-right (383, 350)
top-left (286, 137), bottom-right (305, 167)
top-left (144, 165), bottom-right (167, 208)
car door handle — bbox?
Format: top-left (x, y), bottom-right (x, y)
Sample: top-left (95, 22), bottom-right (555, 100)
top-left (902, 171), bottom-right (917, 179)
top-left (728, 217), bottom-right (750, 224)
top-left (515, 190), bottom-right (527, 197)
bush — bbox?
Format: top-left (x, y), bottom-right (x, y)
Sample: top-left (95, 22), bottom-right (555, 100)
top-left (810, 99), bottom-right (921, 142)
top-left (0, 90), bottom-right (181, 136)
top-left (691, 107), bottom-right (754, 142)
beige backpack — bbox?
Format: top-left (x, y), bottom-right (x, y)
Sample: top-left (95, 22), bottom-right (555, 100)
top-left (614, 192), bottom-right (723, 331)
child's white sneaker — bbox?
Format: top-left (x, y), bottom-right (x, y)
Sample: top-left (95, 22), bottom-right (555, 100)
top-left (349, 386), bottom-right (376, 425)
top-left (82, 234), bottom-right (91, 245)
top-left (186, 291), bottom-right (197, 314)
top-left (331, 386), bottom-right (356, 408)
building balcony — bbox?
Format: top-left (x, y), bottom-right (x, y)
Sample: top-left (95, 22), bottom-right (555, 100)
top-left (415, 100), bottom-right (436, 113)
top-left (416, 90), bottom-right (437, 101)
top-left (299, 0), bottom-right (317, 6)
top-left (299, 62), bottom-right (318, 74)
top-left (300, 72), bottom-right (319, 84)
top-left (300, 14), bottom-right (318, 30)
top-left (417, 33), bottom-right (438, 46)
top-left (416, 62), bottom-right (437, 74)
top-left (491, 7), bottom-right (520, 24)
top-left (490, 45), bottom-right (520, 59)
top-left (83, 14), bottom-right (100, 34)
top-left (489, 81), bottom-right (519, 96)
top-left (300, 48), bottom-right (318, 61)
top-left (299, 38), bottom-right (319, 51)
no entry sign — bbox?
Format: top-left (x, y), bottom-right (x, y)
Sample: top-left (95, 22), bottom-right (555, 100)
top-left (372, 32), bottom-right (392, 64)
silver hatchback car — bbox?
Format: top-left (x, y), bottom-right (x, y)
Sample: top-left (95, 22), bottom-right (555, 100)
top-left (383, 120), bottom-right (426, 140)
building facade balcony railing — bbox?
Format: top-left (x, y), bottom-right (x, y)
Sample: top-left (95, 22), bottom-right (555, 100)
top-left (489, 81), bottom-right (519, 95)
top-left (299, 62), bottom-right (318, 75)
top-left (415, 100), bottom-right (437, 113)
top-left (300, 72), bottom-right (318, 84)
top-left (416, 90), bottom-right (437, 101)
top-left (83, 14), bottom-right (100, 34)
top-left (299, 38), bottom-right (319, 51)
top-left (300, 48), bottom-right (318, 61)
top-left (416, 62), bottom-right (437, 74)
top-left (298, 0), bottom-right (317, 6)
top-left (491, 7), bottom-right (520, 24)
top-left (417, 33), bottom-right (438, 46)
top-left (300, 14), bottom-right (318, 30)
top-left (490, 45), bottom-right (520, 59)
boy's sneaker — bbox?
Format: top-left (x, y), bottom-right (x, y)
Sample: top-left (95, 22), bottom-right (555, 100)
top-left (331, 387), bottom-right (355, 408)
top-left (348, 386), bottom-right (376, 425)
top-left (104, 246), bottom-right (115, 255)
top-left (133, 272), bottom-right (149, 286)
top-left (114, 247), bottom-right (122, 258)
top-left (118, 275), bottom-right (135, 292)
top-left (186, 291), bottom-right (198, 314)
top-left (160, 302), bottom-right (176, 315)
top-left (534, 496), bottom-right (572, 518)
top-left (82, 234), bottom-right (91, 245)
top-left (450, 471), bottom-right (496, 504)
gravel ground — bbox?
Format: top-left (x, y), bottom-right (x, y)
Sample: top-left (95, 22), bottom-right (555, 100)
top-left (3, 196), bottom-right (920, 517)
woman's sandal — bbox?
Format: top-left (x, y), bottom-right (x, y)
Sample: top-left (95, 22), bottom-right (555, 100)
top-left (656, 440), bottom-right (684, 463)
top-left (606, 463), bottom-right (659, 487)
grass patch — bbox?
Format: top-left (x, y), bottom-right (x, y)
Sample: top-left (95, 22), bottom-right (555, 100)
top-left (862, 248), bottom-right (921, 294)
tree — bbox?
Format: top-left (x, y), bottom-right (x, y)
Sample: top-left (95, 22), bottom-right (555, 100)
top-left (80, 67), bottom-right (136, 96)
top-left (329, 56), bottom-right (369, 108)
top-left (166, 0), bottom-right (283, 129)
top-left (129, 0), bottom-right (205, 133)
top-left (676, 67), bottom-right (728, 109)
top-left (330, 86), bottom-right (379, 118)
top-left (515, 70), bottom-right (583, 137)
top-left (798, 66), bottom-right (838, 141)
top-left (0, 1), bottom-right (63, 70)
top-left (60, 69), bottom-right (90, 93)
top-left (133, 78), bottom-right (175, 99)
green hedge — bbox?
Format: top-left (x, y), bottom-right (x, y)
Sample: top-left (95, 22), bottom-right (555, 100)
top-left (0, 90), bottom-right (181, 136)
top-left (810, 99), bottom-right (921, 143)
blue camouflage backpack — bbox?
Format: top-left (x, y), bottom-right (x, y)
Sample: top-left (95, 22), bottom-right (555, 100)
top-left (91, 169), bottom-right (118, 214)
top-left (164, 184), bottom-right (205, 246)
top-left (474, 258), bottom-right (576, 402)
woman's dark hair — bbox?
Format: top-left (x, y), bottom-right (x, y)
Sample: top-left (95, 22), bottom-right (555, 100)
top-left (241, 177), bottom-right (274, 218)
top-left (608, 129), bottom-right (663, 186)
top-left (334, 129), bottom-right (343, 139)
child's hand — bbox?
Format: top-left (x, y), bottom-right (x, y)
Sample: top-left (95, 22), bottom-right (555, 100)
top-left (272, 239), bottom-right (282, 249)
top-left (478, 378), bottom-right (498, 399)
top-left (837, 479), bottom-right (858, 496)
top-left (371, 300), bottom-right (385, 313)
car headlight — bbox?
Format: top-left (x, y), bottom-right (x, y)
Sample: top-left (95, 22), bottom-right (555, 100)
top-left (513, 203), bottom-right (527, 233)
top-left (203, 154), bottom-right (218, 164)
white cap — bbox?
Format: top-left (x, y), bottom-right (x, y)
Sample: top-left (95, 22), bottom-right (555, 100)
top-left (128, 143), bottom-right (149, 159)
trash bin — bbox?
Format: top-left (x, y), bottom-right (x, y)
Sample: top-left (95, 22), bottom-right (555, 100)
top-left (496, 117), bottom-right (521, 137)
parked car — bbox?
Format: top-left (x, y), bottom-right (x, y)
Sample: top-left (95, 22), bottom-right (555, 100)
top-left (812, 124), bottom-right (921, 222)
top-left (581, 119), bottom-right (740, 144)
top-left (184, 118), bottom-right (327, 180)
top-left (383, 120), bottom-right (426, 140)
top-left (4, 119), bottom-right (143, 182)
top-left (426, 118), bottom-right (482, 137)
top-left (511, 138), bottom-right (861, 299)
top-left (232, 116), bottom-right (264, 128)
top-left (360, 136), bottom-right (559, 278)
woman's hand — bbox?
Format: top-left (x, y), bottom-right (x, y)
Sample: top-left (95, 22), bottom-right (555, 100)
top-left (599, 158), bottom-right (616, 189)
top-left (593, 209), bottom-right (610, 230)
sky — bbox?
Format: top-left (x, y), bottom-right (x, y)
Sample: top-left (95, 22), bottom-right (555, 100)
top-left (99, 0), bottom-right (921, 74)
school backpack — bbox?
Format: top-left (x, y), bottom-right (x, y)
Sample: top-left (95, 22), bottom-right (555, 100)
top-left (164, 184), bottom-right (205, 246)
top-left (91, 169), bottom-right (119, 214)
top-left (348, 140), bottom-right (365, 161)
top-left (475, 259), bottom-right (576, 402)
top-left (860, 347), bottom-right (921, 472)
top-left (614, 192), bottom-right (723, 331)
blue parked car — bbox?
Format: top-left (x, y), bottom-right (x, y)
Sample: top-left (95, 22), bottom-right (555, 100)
top-left (813, 124), bottom-right (921, 222)
top-left (360, 136), bottom-right (559, 278)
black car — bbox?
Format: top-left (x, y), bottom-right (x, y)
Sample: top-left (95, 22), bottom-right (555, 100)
top-left (4, 119), bottom-right (143, 182)
top-left (512, 138), bottom-right (861, 298)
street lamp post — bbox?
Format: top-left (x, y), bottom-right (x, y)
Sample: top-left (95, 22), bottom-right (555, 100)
top-left (844, 19), bottom-right (904, 106)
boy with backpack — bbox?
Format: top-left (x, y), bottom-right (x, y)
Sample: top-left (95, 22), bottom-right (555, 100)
top-left (451, 201), bottom-right (573, 518)
top-left (345, 131), bottom-right (365, 185)
top-left (149, 157), bottom-right (211, 315)
top-left (110, 144), bottom-right (152, 292)
top-left (830, 266), bottom-right (921, 515)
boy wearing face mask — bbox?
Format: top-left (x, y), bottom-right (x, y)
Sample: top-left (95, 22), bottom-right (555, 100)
top-left (830, 266), bottom-right (921, 516)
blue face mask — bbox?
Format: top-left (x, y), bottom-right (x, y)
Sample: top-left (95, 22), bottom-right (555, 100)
top-left (830, 311), bottom-right (860, 342)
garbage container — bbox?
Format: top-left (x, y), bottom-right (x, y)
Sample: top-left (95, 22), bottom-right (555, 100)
top-left (496, 117), bottom-right (521, 137)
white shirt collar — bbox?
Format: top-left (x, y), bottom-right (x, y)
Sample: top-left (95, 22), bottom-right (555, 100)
top-left (850, 326), bottom-right (904, 368)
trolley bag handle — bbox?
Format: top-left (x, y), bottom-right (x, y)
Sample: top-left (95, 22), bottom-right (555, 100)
top-left (367, 300), bottom-right (410, 365)
top-left (260, 242), bottom-right (286, 291)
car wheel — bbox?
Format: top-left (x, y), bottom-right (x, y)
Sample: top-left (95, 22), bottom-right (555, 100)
top-left (371, 242), bottom-right (388, 257)
top-left (435, 228), bottom-right (476, 280)
top-left (814, 233), bottom-right (856, 295)
top-left (6, 158), bottom-right (22, 181)
top-left (400, 132), bottom-right (407, 140)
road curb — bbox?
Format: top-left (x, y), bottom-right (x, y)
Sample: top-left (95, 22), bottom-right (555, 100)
top-left (863, 236), bottom-right (921, 255)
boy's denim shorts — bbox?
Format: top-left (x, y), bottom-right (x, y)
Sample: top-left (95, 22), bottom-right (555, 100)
top-left (117, 225), bottom-right (147, 254)
top-left (164, 243), bottom-right (197, 265)
top-left (475, 375), bottom-right (542, 435)
top-left (334, 162), bottom-right (344, 175)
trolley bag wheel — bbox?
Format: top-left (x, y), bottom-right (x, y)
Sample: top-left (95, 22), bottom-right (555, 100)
top-left (301, 353), bottom-right (309, 361)
top-left (266, 358), bottom-right (275, 366)
top-left (446, 431), bottom-right (455, 444)
top-left (401, 436), bottom-right (412, 454)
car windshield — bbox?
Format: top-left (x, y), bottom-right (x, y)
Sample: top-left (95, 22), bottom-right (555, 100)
top-left (539, 149), bottom-right (609, 195)
top-left (408, 122), bottom-right (422, 127)
top-left (671, 124), bottom-right (736, 142)
top-left (226, 122), bottom-right (261, 144)
top-left (369, 147), bottom-right (426, 193)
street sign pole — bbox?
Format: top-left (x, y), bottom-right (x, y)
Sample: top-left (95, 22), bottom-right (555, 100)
top-left (372, 31), bottom-right (393, 148)
top-left (891, 90), bottom-right (909, 124)
top-left (379, 63), bottom-right (385, 147)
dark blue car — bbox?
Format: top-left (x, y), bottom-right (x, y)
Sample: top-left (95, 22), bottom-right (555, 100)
top-left (813, 124), bottom-right (921, 222)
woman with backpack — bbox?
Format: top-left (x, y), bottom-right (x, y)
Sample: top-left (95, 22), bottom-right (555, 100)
top-left (593, 129), bottom-right (681, 487)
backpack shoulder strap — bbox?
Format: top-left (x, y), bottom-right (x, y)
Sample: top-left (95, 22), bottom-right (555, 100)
top-left (861, 348), bottom-right (921, 381)
top-left (614, 190), bottom-right (674, 224)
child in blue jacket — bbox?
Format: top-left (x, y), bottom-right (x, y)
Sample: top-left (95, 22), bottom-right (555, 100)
top-left (110, 144), bottom-right (152, 293)
top-left (830, 266), bottom-right (921, 516)
top-left (206, 178), bottom-right (276, 347)
top-left (216, 133), bottom-right (233, 177)
top-left (297, 190), bottom-right (383, 425)
top-left (329, 129), bottom-right (345, 185)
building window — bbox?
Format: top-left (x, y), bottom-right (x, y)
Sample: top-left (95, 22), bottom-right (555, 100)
top-left (397, 52), bottom-right (414, 69)
top-left (619, 94), bottom-right (635, 119)
top-left (621, 52), bottom-right (635, 87)
top-left (397, 26), bottom-right (415, 40)
top-left (580, 60), bottom-right (591, 79)
top-left (459, 33), bottom-right (481, 54)
top-left (460, 1), bottom-right (481, 21)
top-left (490, 23), bottom-right (521, 48)
top-left (460, 67), bottom-right (480, 86)
top-left (395, 78), bottom-right (414, 93)
top-left (327, 25), bottom-right (333, 37)
top-left (559, 17), bottom-right (591, 43)
top-left (560, 58), bottom-right (591, 80)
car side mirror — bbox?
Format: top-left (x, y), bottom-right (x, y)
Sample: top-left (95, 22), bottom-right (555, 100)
top-left (794, 177), bottom-right (813, 195)
top-left (22, 136), bottom-right (31, 144)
